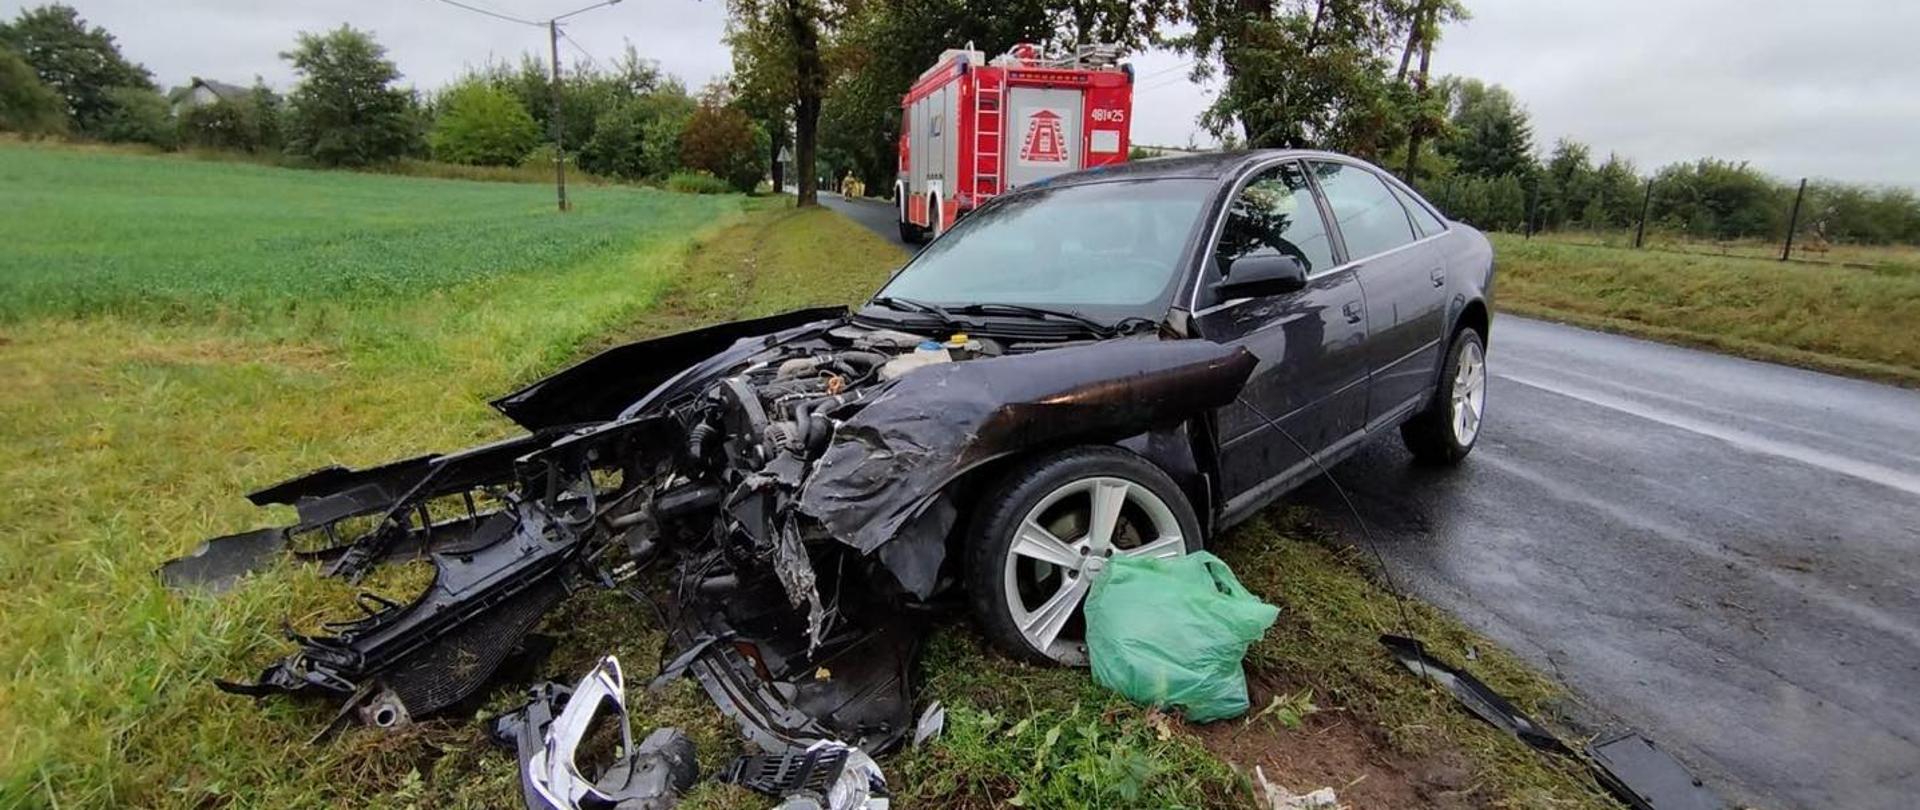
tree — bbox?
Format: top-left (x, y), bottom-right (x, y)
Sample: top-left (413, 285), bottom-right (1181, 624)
top-left (1396, 0), bottom-right (1466, 181)
top-left (580, 80), bottom-right (695, 180)
top-left (281, 26), bottom-right (416, 167)
top-left (94, 86), bottom-right (173, 147)
top-left (0, 3), bottom-right (152, 136)
top-left (1591, 153), bottom-right (1642, 228)
top-left (177, 81), bottom-right (282, 153)
top-left (0, 45), bottom-right (65, 135)
top-left (248, 80), bottom-right (285, 152)
top-left (679, 85), bottom-right (769, 192)
top-left (1648, 159), bottom-right (1781, 241)
top-left (727, 0), bottom-right (832, 205)
top-left (1437, 77), bottom-right (1535, 179)
top-left (430, 79), bottom-right (540, 166)
top-left (1172, 0), bottom-right (1422, 155)
top-left (482, 43), bottom-right (663, 157)
top-left (1541, 137), bottom-right (1594, 229)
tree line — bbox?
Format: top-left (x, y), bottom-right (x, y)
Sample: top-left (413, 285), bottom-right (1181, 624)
top-left (726, 0), bottom-right (1920, 245)
top-left (7, 1), bottom-right (1917, 243)
top-left (1409, 78), bottom-right (1920, 245)
top-left (0, 4), bottom-right (768, 192)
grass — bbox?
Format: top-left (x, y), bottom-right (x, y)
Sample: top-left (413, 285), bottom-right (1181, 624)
top-left (0, 143), bottom-right (746, 806)
top-left (1533, 227), bottom-right (1920, 273)
top-left (0, 144), bottom-right (701, 326)
top-left (2, 143), bottom-right (1613, 808)
top-left (1492, 232), bottom-right (1920, 386)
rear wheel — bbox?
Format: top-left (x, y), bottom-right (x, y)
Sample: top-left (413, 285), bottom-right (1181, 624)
top-left (897, 218), bottom-right (926, 244)
top-left (1401, 327), bottom-right (1487, 464)
top-left (965, 447), bottom-right (1203, 666)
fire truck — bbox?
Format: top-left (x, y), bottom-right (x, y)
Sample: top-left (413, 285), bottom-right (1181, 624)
top-left (895, 43), bottom-right (1134, 242)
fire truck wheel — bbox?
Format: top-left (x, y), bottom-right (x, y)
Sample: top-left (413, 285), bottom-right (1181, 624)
top-left (898, 219), bottom-right (927, 244)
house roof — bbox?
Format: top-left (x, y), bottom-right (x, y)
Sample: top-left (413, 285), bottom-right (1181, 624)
top-left (166, 78), bottom-right (255, 105)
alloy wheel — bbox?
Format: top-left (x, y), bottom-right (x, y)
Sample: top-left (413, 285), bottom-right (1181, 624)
top-left (1451, 339), bottom-right (1487, 446)
top-left (1002, 476), bottom-right (1187, 665)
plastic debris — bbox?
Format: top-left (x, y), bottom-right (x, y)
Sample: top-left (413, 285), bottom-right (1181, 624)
top-left (1254, 767), bottom-right (1341, 810)
top-left (1084, 551), bottom-right (1279, 722)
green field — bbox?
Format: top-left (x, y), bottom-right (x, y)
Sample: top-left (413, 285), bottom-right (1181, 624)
top-left (1494, 232), bottom-right (1920, 385)
top-left (0, 145), bottom-right (1613, 808)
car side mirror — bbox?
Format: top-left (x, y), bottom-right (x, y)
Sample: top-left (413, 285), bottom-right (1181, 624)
top-left (1214, 254), bottom-right (1308, 300)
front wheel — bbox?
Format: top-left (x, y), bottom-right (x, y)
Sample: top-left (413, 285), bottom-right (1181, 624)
top-left (965, 448), bottom-right (1203, 666)
top-left (1401, 327), bottom-right (1487, 464)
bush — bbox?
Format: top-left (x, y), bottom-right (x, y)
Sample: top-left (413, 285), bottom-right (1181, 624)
top-left (177, 93), bottom-right (280, 152)
top-left (0, 45), bottom-right (64, 135)
top-left (95, 85), bottom-right (173, 147)
top-left (678, 86), bottom-right (767, 193)
top-left (430, 80), bottom-right (539, 166)
top-left (666, 171), bottom-right (731, 194)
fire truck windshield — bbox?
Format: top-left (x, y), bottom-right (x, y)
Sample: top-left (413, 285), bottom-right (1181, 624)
top-left (874, 179), bottom-right (1213, 324)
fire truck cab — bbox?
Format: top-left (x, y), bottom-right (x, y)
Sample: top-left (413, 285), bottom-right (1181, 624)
top-left (896, 43), bottom-right (1134, 243)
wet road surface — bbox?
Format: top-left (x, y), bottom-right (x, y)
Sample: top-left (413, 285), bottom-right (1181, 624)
top-left (819, 192), bottom-right (1920, 809)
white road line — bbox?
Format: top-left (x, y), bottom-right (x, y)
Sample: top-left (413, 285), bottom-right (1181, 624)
top-left (1498, 371), bottom-right (1920, 498)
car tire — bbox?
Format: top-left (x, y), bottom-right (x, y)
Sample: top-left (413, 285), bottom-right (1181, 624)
top-left (965, 447), bottom-right (1204, 666)
top-left (1401, 326), bottom-right (1487, 465)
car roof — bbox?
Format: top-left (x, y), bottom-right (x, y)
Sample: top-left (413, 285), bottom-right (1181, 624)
top-left (1026, 149), bottom-right (1355, 189)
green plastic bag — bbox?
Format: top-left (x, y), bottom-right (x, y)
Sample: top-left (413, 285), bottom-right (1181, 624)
top-left (1084, 551), bottom-right (1279, 722)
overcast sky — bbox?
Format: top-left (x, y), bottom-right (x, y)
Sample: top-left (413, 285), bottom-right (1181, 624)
top-left (14, 0), bottom-right (1917, 187)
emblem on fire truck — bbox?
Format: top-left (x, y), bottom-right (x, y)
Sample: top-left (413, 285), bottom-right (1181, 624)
top-left (1019, 109), bottom-right (1069, 164)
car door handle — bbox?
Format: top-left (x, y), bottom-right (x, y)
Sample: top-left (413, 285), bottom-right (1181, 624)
top-left (1429, 267), bottom-right (1446, 288)
top-left (1342, 300), bottom-right (1364, 323)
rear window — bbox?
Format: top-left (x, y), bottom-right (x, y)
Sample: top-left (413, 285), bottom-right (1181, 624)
top-left (1310, 161), bottom-right (1418, 260)
top-left (1390, 183), bottom-right (1447, 237)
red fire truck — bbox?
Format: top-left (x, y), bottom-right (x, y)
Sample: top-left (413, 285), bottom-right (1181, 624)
top-left (895, 43), bottom-right (1134, 242)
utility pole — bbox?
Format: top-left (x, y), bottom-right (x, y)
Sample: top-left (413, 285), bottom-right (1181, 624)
top-left (1782, 177), bottom-right (1807, 261)
top-left (424, 1), bottom-right (623, 212)
top-left (1634, 178), bottom-right (1654, 249)
top-left (549, 20), bottom-right (568, 212)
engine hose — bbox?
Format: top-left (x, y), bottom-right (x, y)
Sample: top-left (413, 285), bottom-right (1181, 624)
top-left (687, 421), bottom-right (720, 459)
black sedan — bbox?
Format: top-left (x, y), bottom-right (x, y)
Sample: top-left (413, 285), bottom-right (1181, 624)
top-left (172, 149), bottom-right (1494, 764)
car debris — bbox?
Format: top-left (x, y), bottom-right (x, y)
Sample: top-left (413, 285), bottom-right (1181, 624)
top-left (1586, 731), bottom-right (1726, 810)
top-left (1378, 634), bottom-right (1574, 755)
top-left (722, 740), bottom-right (891, 809)
top-left (1381, 636), bottom-right (1729, 810)
top-left (492, 657), bottom-right (700, 810)
top-left (164, 305), bottom-right (1254, 766)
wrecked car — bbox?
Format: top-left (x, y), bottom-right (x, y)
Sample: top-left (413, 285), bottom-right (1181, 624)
top-left (167, 150), bottom-right (1494, 764)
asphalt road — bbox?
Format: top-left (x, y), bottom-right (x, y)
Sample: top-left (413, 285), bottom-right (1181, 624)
top-left (818, 192), bottom-right (1920, 809)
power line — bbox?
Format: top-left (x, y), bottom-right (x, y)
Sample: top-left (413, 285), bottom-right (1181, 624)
top-left (425, 0), bottom-right (542, 27)
top-left (1134, 58), bottom-right (1196, 84)
top-left (558, 28), bottom-right (598, 65)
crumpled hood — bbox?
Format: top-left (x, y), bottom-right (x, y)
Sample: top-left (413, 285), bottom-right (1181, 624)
top-left (796, 337), bottom-right (1259, 554)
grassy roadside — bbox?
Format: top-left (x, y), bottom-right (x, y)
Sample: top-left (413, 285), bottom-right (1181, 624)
top-left (0, 145), bottom-right (746, 805)
top-left (1491, 233), bottom-right (1920, 387)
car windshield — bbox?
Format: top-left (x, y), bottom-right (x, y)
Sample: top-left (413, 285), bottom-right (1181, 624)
top-left (873, 179), bottom-right (1214, 324)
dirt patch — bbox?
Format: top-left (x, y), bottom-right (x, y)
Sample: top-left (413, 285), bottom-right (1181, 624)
top-left (1192, 672), bottom-right (1484, 810)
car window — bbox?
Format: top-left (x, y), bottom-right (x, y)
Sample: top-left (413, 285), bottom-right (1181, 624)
top-left (1311, 161), bottom-right (1418, 260)
top-left (877, 179), bottom-right (1212, 318)
top-left (1202, 162), bottom-right (1334, 304)
top-left (1389, 183), bottom-right (1447, 237)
